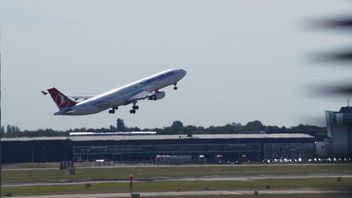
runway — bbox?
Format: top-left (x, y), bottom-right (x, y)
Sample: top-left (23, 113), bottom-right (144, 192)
top-left (11, 189), bottom-right (352, 198)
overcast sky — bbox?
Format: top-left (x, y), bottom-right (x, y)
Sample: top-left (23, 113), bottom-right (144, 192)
top-left (1, 0), bottom-right (351, 130)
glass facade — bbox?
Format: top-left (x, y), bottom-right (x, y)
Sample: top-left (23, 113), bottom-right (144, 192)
top-left (263, 143), bottom-right (314, 159)
top-left (71, 136), bottom-right (315, 162)
top-left (73, 143), bottom-right (261, 162)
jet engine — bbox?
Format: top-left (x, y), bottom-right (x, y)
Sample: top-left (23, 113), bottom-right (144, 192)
top-left (149, 91), bottom-right (166, 100)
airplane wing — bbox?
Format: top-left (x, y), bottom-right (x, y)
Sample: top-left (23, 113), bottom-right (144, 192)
top-left (128, 91), bottom-right (153, 102)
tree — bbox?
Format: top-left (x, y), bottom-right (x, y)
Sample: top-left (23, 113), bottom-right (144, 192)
top-left (116, 118), bottom-right (126, 131)
top-left (6, 124), bottom-right (20, 133)
top-left (244, 120), bottom-right (264, 131)
top-left (171, 121), bottom-right (184, 130)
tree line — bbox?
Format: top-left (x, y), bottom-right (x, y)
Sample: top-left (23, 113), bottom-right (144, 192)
top-left (1, 119), bottom-right (326, 138)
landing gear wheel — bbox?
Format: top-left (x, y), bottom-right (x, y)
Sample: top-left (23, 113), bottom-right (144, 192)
top-left (109, 109), bottom-right (115, 114)
top-left (173, 83), bottom-right (178, 90)
top-left (134, 105), bottom-right (139, 110)
top-left (130, 109), bottom-right (136, 114)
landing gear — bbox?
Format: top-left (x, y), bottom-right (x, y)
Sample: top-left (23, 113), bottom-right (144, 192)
top-left (173, 83), bottom-right (178, 90)
top-left (108, 106), bottom-right (118, 114)
top-left (130, 104), bottom-right (139, 114)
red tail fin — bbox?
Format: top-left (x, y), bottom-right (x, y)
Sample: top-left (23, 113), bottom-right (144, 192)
top-left (47, 88), bottom-right (77, 109)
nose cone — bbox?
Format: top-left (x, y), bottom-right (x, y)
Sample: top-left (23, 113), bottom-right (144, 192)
top-left (179, 69), bottom-right (186, 78)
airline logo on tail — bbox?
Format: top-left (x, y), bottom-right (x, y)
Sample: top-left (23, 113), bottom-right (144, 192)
top-left (47, 88), bottom-right (77, 109)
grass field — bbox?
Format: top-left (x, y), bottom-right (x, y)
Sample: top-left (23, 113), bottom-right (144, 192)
top-left (3, 164), bottom-right (352, 184)
top-left (2, 178), bottom-right (352, 196)
top-left (3, 164), bottom-right (352, 197)
top-left (2, 162), bottom-right (59, 169)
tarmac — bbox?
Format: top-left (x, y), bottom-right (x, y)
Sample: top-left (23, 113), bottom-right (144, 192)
top-left (10, 189), bottom-right (352, 198)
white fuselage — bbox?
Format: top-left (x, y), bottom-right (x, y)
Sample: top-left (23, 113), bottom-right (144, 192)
top-left (55, 68), bottom-right (186, 115)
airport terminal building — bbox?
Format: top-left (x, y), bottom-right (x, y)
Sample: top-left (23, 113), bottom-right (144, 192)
top-left (325, 105), bottom-right (352, 157)
top-left (2, 133), bottom-right (315, 164)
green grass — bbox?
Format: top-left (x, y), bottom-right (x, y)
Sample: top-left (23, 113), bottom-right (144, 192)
top-left (3, 164), bottom-right (352, 184)
top-left (2, 162), bottom-right (59, 169)
top-left (2, 178), bottom-right (352, 197)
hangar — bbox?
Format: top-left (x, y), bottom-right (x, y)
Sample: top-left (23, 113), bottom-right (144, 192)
top-left (2, 133), bottom-right (315, 164)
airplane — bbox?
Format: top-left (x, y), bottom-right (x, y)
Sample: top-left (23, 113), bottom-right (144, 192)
top-left (43, 68), bottom-right (186, 115)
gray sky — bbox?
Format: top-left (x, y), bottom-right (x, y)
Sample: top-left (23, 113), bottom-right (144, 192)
top-left (1, 0), bottom-right (351, 130)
